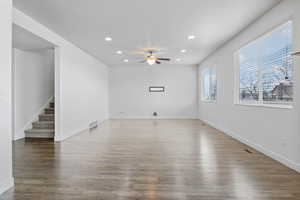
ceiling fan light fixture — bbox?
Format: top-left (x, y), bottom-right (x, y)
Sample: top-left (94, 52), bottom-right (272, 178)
top-left (105, 37), bottom-right (112, 41)
top-left (147, 58), bottom-right (156, 65)
top-left (188, 35), bottom-right (195, 40)
top-left (146, 55), bottom-right (156, 65)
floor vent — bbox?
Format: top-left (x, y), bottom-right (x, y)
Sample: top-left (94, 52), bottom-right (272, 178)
top-left (244, 149), bottom-right (253, 154)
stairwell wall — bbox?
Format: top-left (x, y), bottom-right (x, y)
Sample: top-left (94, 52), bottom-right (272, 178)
top-left (13, 48), bottom-right (54, 140)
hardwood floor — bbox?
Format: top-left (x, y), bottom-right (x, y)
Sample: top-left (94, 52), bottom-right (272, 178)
top-left (1, 120), bottom-right (300, 200)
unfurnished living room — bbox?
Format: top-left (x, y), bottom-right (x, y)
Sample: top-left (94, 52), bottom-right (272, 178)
top-left (0, 0), bottom-right (300, 199)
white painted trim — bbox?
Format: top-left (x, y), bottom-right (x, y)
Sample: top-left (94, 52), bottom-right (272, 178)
top-left (201, 118), bottom-right (300, 173)
top-left (235, 103), bottom-right (293, 109)
top-left (13, 96), bottom-right (54, 141)
top-left (55, 125), bottom-right (87, 142)
top-left (201, 100), bottom-right (217, 104)
top-left (0, 177), bottom-right (14, 195)
top-left (55, 119), bottom-right (107, 141)
top-left (54, 47), bottom-right (61, 142)
top-left (110, 116), bottom-right (198, 120)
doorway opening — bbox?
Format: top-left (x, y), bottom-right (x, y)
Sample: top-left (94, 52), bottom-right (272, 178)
top-left (12, 24), bottom-right (56, 140)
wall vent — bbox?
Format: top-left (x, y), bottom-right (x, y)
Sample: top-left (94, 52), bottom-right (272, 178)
top-left (89, 121), bottom-right (98, 129)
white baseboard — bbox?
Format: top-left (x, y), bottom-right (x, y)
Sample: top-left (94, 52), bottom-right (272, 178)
top-left (55, 125), bottom-right (87, 142)
top-left (201, 118), bottom-right (300, 173)
top-left (55, 119), bottom-right (107, 142)
top-left (0, 177), bottom-right (14, 195)
top-left (14, 96), bottom-right (54, 141)
top-left (109, 116), bottom-right (198, 120)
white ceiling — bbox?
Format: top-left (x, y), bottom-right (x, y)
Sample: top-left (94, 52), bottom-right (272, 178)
top-left (13, 24), bottom-right (54, 51)
top-left (13, 0), bottom-right (281, 65)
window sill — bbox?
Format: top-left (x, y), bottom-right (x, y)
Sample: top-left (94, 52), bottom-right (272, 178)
top-left (201, 100), bottom-right (217, 104)
top-left (235, 103), bottom-right (293, 109)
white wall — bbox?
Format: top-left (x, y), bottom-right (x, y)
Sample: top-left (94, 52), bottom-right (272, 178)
top-left (0, 0), bottom-right (14, 195)
top-left (198, 0), bottom-right (300, 172)
top-left (59, 47), bottom-right (108, 140)
top-left (13, 48), bottom-right (54, 140)
top-left (13, 8), bottom-right (109, 141)
top-left (109, 64), bottom-right (198, 119)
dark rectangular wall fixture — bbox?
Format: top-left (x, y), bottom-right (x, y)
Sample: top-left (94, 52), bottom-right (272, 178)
top-left (149, 86), bottom-right (165, 92)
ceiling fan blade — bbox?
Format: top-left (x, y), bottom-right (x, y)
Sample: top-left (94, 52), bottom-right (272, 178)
top-left (139, 60), bottom-right (147, 63)
top-left (156, 61), bottom-right (161, 64)
top-left (157, 58), bottom-right (171, 61)
top-left (131, 50), bottom-right (148, 55)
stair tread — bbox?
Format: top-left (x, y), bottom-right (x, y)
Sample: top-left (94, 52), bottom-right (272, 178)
top-left (33, 121), bottom-right (54, 124)
top-left (25, 129), bottom-right (54, 133)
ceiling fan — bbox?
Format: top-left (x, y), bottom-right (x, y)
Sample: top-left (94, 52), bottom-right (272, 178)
top-left (136, 49), bottom-right (171, 65)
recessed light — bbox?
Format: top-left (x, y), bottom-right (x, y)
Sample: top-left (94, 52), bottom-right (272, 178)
top-left (176, 58), bottom-right (181, 62)
top-left (105, 37), bottom-right (112, 41)
top-left (188, 35), bottom-right (195, 40)
top-left (123, 59), bottom-right (129, 63)
top-left (181, 49), bottom-right (187, 53)
top-left (116, 50), bottom-right (123, 54)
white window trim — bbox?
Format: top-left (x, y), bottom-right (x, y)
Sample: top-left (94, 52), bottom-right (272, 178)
top-left (201, 65), bottom-right (217, 103)
top-left (234, 102), bottom-right (293, 109)
top-left (234, 20), bottom-right (294, 109)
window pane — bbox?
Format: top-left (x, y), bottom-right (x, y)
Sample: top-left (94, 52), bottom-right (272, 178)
top-left (239, 42), bottom-right (259, 102)
top-left (260, 22), bottom-right (293, 103)
top-left (149, 86), bottom-right (165, 92)
top-left (202, 67), bottom-right (217, 101)
top-left (238, 21), bottom-right (293, 105)
top-left (203, 68), bottom-right (210, 100)
top-left (210, 67), bottom-right (217, 101)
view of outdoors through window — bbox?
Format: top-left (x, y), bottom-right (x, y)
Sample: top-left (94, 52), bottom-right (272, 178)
top-left (239, 21), bottom-right (293, 105)
top-left (202, 67), bottom-right (217, 101)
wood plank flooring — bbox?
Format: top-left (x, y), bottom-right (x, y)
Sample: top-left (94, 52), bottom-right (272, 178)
top-left (1, 120), bottom-right (300, 200)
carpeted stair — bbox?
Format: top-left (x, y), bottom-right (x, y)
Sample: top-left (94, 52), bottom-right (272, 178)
top-left (25, 102), bottom-right (55, 139)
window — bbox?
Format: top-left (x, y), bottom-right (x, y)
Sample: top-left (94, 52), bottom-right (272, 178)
top-left (201, 66), bottom-right (217, 102)
top-left (149, 86), bottom-right (165, 92)
top-left (237, 21), bottom-right (293, 106)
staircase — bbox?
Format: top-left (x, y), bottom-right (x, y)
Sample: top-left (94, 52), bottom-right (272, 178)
top-left (25, 101), bottom-right (55, 139)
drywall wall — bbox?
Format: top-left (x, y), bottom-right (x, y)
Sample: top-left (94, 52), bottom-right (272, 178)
top-left (0, 0), bottom-right (14, 195)
top-left (13, 8), bottom-right (109, 141)
top-left (109, 64), bottom-right (198, 119)
top-left (198, 0), bottom-right (300, 172)
top-left (13, 48), bottom-right (54, 140)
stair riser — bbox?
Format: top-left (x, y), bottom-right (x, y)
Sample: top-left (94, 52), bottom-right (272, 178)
top-left (45, 110), bottom-right (54, 114)
top-left (39, 116), bottom-right (54, 121)
top-left (49, 102), bottom-right (55, 108)
top-left (32, 123), bottom-right (54, 129)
